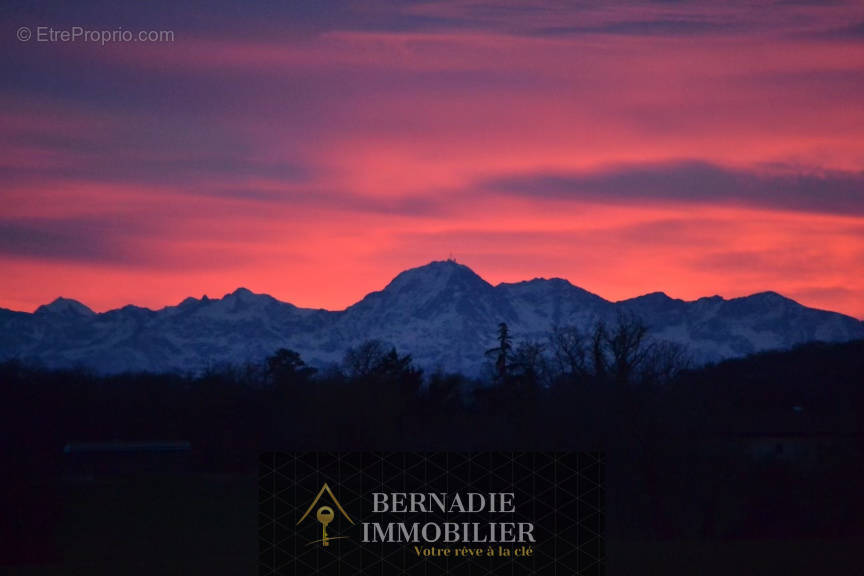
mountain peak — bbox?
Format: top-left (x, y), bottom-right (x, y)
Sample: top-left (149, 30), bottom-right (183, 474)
top-left (384, 260), bottom-right (491, 293)
top-left (509, 277), bottom-right (575, 287)
top-left (412, 259), bottom-right (474, 274)
top-left (747, 290), bottom-right (790, 302)
top-left (35, 297), bottom-right (95, 317)
top-left (178, 296), bottom-right (203, 308)
top-left (222, 287), bottom-right (260, 301)
top-left (616, 292), bottom-right (680, 311)
top-left (348, 259), bottom-right (499, 321)
top-left (218, 287), bottom-right (276, 310)
top-left (638, 291), bottom-right (673, 302)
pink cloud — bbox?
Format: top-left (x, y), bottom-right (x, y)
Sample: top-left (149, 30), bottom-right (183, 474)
top-left (1, 1), bottom-right (863, 318)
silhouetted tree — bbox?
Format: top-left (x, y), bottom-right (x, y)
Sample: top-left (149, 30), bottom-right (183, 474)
top-left (596, 314), bottom-right (691, 387)
top-left (340, 341), bottom-right (423, 445)
top-left (342, 340), bottom-right (422, 394)
top-left (373, 348), bottom-right (422, 384)
top-left (267, 348), bottom-right (317, 387)
top-left (606, 313), bottom-right (650, 385)
top-left (343, 340), bottom-right (388, 379)
top-left (510, 341), bottom-right (548, 389)
top-left (549, 325), bottom-right (589, 381)
top-left (641, 340), bottom-right (690, 386)
top-left (591, 321), bottom-right (609, 380)
top-left (485, 322), bottom-right (513, 382)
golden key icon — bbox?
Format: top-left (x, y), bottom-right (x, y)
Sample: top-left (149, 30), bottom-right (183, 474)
top-left (316, 506), bottom-right (334, 546)
top-left (297, 484), bottom-right (355, 548)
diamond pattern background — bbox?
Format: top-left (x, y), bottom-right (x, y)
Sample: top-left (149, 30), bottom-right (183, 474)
top-left (260, 452), bottom-right (604, 575)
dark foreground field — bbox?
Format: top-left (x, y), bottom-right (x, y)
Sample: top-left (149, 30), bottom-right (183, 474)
top-left (2, 338), bottom-right (863, 575)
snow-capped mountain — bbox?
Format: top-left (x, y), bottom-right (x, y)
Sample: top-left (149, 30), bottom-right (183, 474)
top-left (1, 260), bottom-right (861, 375)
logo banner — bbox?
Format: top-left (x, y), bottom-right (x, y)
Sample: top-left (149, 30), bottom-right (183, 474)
top-left (259, 452), bottom-right (603, 575)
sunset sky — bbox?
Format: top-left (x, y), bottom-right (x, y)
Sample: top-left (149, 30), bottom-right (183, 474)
top-left (2, 0), bottom-right (863, 317)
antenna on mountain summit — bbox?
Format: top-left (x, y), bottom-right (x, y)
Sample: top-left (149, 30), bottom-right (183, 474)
top-left (448, 252), bottom-right (456, 262)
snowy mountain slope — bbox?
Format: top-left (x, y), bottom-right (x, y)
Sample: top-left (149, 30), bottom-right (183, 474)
top-left (618, 290), bottom-right (864, 361)
top-left (0, 260), bottom-right (861, 374)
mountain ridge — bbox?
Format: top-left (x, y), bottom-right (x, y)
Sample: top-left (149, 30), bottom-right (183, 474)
top-left (8, 261), bottom-right (855, 319)
top-left (1, 260), bottom-right (862, 375)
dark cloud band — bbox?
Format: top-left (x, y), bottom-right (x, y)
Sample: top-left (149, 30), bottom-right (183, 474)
top-left (483, 161), bottom-right (864, 216)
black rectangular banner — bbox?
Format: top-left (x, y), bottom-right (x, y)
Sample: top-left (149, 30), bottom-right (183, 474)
top-left (259, 452), bottom-right (603, 575)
